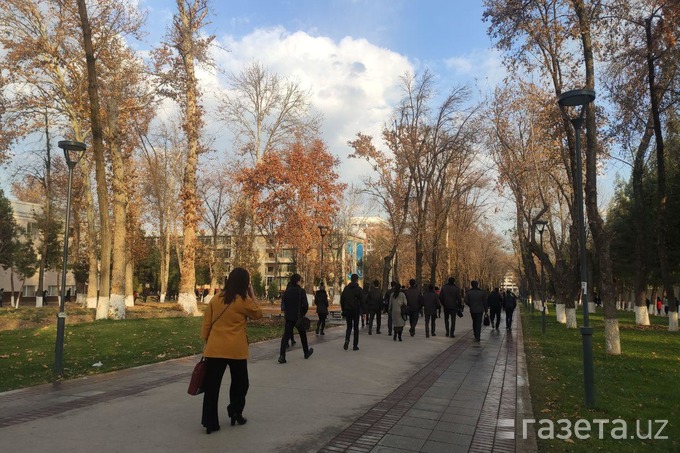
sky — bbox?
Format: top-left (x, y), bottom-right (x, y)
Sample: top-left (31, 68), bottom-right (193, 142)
top-left (134, 0), bottom-right (508, 204)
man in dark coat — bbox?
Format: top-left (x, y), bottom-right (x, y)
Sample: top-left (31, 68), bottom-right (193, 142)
top-left (487, 287), bottom-right (503, 330)
top-left (278, 274), bottom-right (313, 363)
top-left (502, 289), bottom-right (517, 330)
top-left (340, 273), bottom-right (364, 351)
top-left (422, 283), bottom-right (441, 338)
top-left (439, 277), bottom-right (463, 338)
top-left (404, 279), bottom-right (423, 337)
top-left (366, 279), bottom-right (383, 335)
top-left (314, 284), bottom-right (329, 335)
top-left (464, 280), bottom-right (488, 342)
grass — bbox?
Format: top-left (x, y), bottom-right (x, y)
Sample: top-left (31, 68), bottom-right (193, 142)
top-left (0, 307), bottom-right (285, 393)
top-left (521, 306), bottom-right (680, 452)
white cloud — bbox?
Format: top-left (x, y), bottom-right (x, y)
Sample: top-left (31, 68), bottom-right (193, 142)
top-left (207, 26), bottom-right (413, 182)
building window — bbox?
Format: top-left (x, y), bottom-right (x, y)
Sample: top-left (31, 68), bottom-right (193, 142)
top-left (48, 286), bottom-right (59, 296)
top-left (267, 266), bottom-right (274, 274)
top-left (24, 286), bottom-right (36, 297)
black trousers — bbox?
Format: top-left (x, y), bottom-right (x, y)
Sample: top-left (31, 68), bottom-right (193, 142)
top-left (368, 309), bottom-right (381, 333)
top-left (387, 310), bottom-right (393, 334)
top-left (424, 313), bottom-right (436, 335)
top-left (471, 312), bottom-right (483, 340)
top-left (489, 307), bottom-right (501, 329)
top-left (202, 358), bottom-right (249, 429)
top-left (443, 307), bottom-right (457, 336)
top-left (505, 308), bottom-right (515, 329)
top-left (316, 313), bottom-right (327, 332)
top-left (409, 310), bottom-right (420, 334)
top-left (280, 320), bottom-right (309, 356)
top-left (345, 313), bottom-right (360, 347)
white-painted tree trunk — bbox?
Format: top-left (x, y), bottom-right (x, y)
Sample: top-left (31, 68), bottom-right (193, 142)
top-left (108, 294), bottom-right (126, 319)
top-left (605, 319), bottom-right (621, 355)
top-left (10, 294), bottom-right (15, 308)
top-left (556, 304), bottom-right (566, 324)
top-left (87, 296), bottom-right (98, 309)
top-left (35, 296), bottom-right (43, 308)
top-left (96, 296), bottom-right (109, 320)
top-left (635, 306), bottom-right (650, 326)
top-left (160, 293), bottom-right (166, 303)
top-left (77, 293), bottom-right (86, 307)
top-left (669, 312), bottom-right (678, 332)
top-left (566, 308), bottom-right (577, 328)
top-left (178, 292), bottom-right (198, 315)
top-left (125, 294), bottom-right (134, 307)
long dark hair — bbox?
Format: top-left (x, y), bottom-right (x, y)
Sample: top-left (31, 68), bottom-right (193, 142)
top-left (222, 268), bottom-right (250, 304)
top-left (391, 281), bottom-right (401, 299)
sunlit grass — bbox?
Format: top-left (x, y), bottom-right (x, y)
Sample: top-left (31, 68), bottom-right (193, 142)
top-left (521, 307), bottom-right (679, 452)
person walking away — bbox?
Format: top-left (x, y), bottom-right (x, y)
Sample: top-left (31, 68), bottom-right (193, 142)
top-left (388, 282), bottom-right (407, 341)
top-left (656, 297), bottom-right (663, 315)
top-left (422, 283), bottom-right (440, 338)
top-left (314, 284), bottom-right (329, 335)
top-left (201, 267), bottom-right (262, 434)
top-left (465, 280), bottom-right (488, 342)
top-left (404, 279), bottom-right (423, 337)
top-left (280, 292), bottom-right (297, 347)
top-left (488, 287), bottom-right (503, 331)
top-left (384, 282), bottom-right (397, 336)
top-left (502, 289), bottom-right (517, 330)
top-left (340, 273), bottom-right (363, 351)
top-left (278, 274), bottom-right (314, 363)
top-left (439, 277), bottom-right (462, 338)
top-left (366, 280), bottom-right (383, 335)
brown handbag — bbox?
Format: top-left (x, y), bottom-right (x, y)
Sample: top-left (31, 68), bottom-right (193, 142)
top-left (187, 302), bottom-right (229, 396)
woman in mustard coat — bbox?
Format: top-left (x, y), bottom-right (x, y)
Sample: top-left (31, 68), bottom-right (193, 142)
top-left (201, 267), bottom-right (262, 434)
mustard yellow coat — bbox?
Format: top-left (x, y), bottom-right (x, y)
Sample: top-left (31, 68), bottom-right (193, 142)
top-left (201, 293), bottom-right (263, 359)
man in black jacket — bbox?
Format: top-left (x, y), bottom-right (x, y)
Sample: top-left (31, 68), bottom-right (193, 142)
top-left (465, 280), bottom-right (488, 342)
top-left (366, 280), bottom-right (383, 335)
top-left (278, 274), bottom-right (313, 363)
top-left (502, 290), bottom-right (517, 330)
top-left (439, 277), bottom-right (462, 338)
top-left (341, 273), bottom-right (364, 351)
top-left (422, 283), bottom-right (441, 338)
top-left (487, 287), bottom-right (503, 330)
top-left (404, 279), bottom-right (423, 337)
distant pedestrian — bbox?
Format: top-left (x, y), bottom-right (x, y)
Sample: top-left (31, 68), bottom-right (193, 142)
top-left (439, 277), bottom-right (462, 338)
top-left (388, 282), bottom-right (407, 341)
top-left (664, 297), bottom-right (669, 316)
top-left (656, 297), bottom-right (663, 315)
top-left (200, 267), bottom-right (262, 434)
top-left (465, 281), bottom-right (488, 342)
top-left (0, 288), bottom-right (3, 307)
top-left (314, 284), bottom-right (329, 335)
top-left (384, 282), bottom-right (397, 336)
top-left (280, 294), bottom-right (296, 347)
top-left (366, 280), bottom-right (383, 335)
top-left (502, 290), bottom-right (517, 330)
top-left (422, 283), bottom-right (440, 338)
top-left (404, 279), bottom-right (423, 337)
top-left (278, 274), bottom-right (313, 364)
top-left (66, 288), bottom-right (71, 303)
top-left (340, 273), bottom-right (363, 351)
top-left (488, 287), bottom-right (503, 331)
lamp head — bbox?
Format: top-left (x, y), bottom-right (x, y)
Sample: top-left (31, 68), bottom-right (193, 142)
top-left (58, 140), bottom-right (87, 166)
top-left (318, 224), bottom-right (329, 237)
top-left (534, 219), bottom-right (548, 234)
top-left (557, 89), bottom-right (595, 107)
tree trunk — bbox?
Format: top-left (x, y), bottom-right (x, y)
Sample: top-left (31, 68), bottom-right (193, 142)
top-left (81, 164), bottom-right (100, 310)
top-left (109, 139), bottom-right (127, 319)
top-left (574, 0), bottom-right (620, 353)
top-left (125, 253), bottom-right (134, 307)
top-left (77, 0), bottom-right (111, 320)
top-left (633, 121), bottom-right (653, 325)
top-left (645, 17), bottom-right (677, 332)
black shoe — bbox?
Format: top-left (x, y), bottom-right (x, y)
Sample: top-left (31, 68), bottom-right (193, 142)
top-left (304, 348), bottom-right (314, 359)
top-left (343, 342), bottom-right (348, 350)
top-left (353, 346), bottom-right (359, 351)
top-left (321, 331), bottom-right (325, 335)
top-left (206, 425), bottom-right (220, 434)
top-left (445, 331), bottom-right (449, 337)
top-left (393, 333), bottom-right (397, 341)
top-left (426, 333), bottom-right (430, 338)
top-left (409, 329), bottom-right (415, 337)
top-left (376, 330), bottom-right (381, 334)
top-left (315, 330), bottom-right (319, 335)
top-left (231, 415), bottom-right (247, 426)
top-left (291, 340), bottom-right (296, 346)
top-left (278, 355), bottom-right (286, 364)
top-left (451, 334), bottom-right (455, 338)
top-left (432, 332), bottom-right (436, 336)
top-left (368, 330), bottom-right (372, 335)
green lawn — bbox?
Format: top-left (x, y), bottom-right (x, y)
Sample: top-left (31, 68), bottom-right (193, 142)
top-left (521, 307), bottom-right (679, 452)
top-left (0, 316), bottom-right (284, 392)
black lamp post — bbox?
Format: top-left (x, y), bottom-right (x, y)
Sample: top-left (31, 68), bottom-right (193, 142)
top-left (54, 140), bottom-right (87, 377)
top-left (318, 225), bottom-right (329, 286)
top-left (557, 89), bottom-right (596, 407)
top-left (534, 219), bottom-right (548, 335)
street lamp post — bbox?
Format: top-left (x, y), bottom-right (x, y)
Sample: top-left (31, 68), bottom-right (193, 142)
top-left (54, 140), bottom-right (87, 377)
top-left (318, 225), bottom-right (329, 286)
top-left (534, 220), bottom-right (548, 335)
top-left (557, 89), bottom-right (596, 408)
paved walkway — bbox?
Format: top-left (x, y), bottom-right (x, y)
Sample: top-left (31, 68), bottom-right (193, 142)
top-left (0, 309), bottom-right (535, 453)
